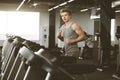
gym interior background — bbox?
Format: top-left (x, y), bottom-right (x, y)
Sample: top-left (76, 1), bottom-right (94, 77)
top-left (0, 0), bottom-right (120, 80)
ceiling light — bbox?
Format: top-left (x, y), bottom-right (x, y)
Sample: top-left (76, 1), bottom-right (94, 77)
top-left (16, 0), bottom-right (26, 11)
top-left (80, 9), bottom-right (88, 12)
top-left (59, 2), bottom-right (67, 6)
top-left (48, 8), bottom-right (54, 11)
top-left (68, 0), bottom-right (74, 3)
top-left (48, 0), bottom-right (75, 11)
top-left (53, 6), bottom-right (59, 9)
top-left (33, 3), bottom-right (38, 6)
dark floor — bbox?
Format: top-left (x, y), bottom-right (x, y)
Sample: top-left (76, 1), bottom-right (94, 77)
top-left (64, 59), bottom-right (118, 80)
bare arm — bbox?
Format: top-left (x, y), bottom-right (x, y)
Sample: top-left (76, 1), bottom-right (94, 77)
top-left (56, 27), bottom-right (64, 41)
top-left (65, 23), bottom-right (87, 44)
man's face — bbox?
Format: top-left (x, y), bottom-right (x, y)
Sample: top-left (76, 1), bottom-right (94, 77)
top-left (60, 12), bottom-right (71, 23)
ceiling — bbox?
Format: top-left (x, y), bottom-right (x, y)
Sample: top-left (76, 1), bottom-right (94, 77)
top-left (0, 0), bottom-right (95, 4)
top-left (0, 0), bottom-right (100, 7)
top-left (0, 0), bottom-right (119, 11)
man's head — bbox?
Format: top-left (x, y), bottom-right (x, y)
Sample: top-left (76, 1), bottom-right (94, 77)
top-left (60, 8), bottom-right (72, 16)
top-left (60, 8), bottom-right (72, 22)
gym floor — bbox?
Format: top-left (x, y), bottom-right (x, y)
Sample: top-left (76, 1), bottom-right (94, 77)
top-left (66, 59), bottom-right (118, 80)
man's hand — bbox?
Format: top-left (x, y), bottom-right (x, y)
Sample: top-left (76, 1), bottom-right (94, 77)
top-left (57, 32), bottom-right (63, 41)
top-left (65, 38), bottom-right (73, 44)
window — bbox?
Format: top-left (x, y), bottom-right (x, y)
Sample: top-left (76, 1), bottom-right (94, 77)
top-left (0, 11), bottom-right (39, 40)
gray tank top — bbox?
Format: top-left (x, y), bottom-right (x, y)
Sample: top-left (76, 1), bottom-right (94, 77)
top-left (62, 23), bottom-right (80, 57)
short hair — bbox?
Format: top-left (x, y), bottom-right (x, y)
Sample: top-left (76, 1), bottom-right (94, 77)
top-left (60, 8), bottom-right (72, 15)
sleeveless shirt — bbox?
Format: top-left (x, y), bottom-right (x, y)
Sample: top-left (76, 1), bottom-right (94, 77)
top-left (62, 23), bottom-right (80, 57)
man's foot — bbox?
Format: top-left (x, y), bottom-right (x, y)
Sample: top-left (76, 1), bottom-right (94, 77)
top-left (78, 56), bottom-right (83, 60)
top-left (96, 67), bottom-right (103, 72)
top-left (96, 65), bottom-right (110, 72)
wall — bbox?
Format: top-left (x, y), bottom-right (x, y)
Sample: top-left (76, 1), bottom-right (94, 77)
top-left (39, 11), bottom-right (49, 48)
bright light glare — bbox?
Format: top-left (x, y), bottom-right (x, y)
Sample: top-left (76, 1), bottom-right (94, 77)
top-left (111, 19), bottom-right (116, 41)
top-left (0, 11), bottom-right (40, 40)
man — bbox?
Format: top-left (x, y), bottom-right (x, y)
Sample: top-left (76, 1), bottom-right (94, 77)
top-left (57, 8), bottom-right (86, 57)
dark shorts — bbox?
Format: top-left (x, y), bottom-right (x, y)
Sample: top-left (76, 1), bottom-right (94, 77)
top-left (65, 45), bottom-right (80, 57)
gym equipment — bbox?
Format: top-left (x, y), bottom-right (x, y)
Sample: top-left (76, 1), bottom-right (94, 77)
top-left (1, 37), bottom-right (13, 61)
top-left (1, 37), bottom-right (14, 71)
top-left (1, 35), bottom-right (96, 80)
top-left (7, 40), bottom-right (44, 80)
top-left (15, 46), bottom-right (75, 80)
top-left (15, 46), bottom-right (46, 80)
top-left (1, 37), bottom-right (24, 80)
